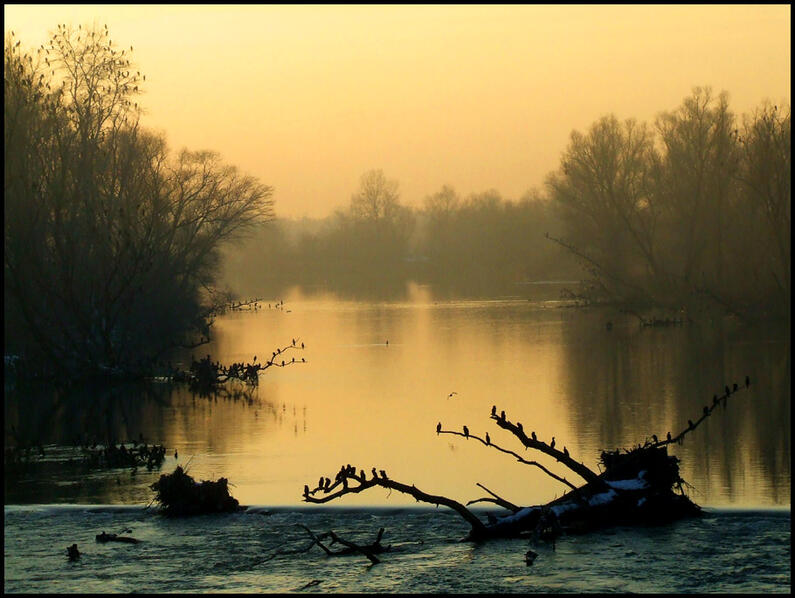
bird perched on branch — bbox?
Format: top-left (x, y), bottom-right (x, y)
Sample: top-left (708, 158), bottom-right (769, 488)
top-left (500, 410), bottom-right (506, 421)
top-left (531, 431), bottom-right (537, 441)
top-left (303, 485), bottom-right (309, 496)
top-left (491, 405), bottom-right (496, 416)
top-left (372, 467), bottom-right (378, 479)
top-left (517, 422), bottom-right (523, 434)
top-left (550, 437), bottom-right (556, 449)
top-left (463, 425), bottom-right (469, 438)
top-left (563, 446), bottom-right (569, 457)
top-left (436, 422), bottom-right (442, 435)
top-left (485, 433), bottom-right (490, 445)
top-left (667, 431), bottom-right (672, 442)
top-left (379, 470), bottom-right (388, 479)
top-left (688, 419), bottom-right (694, 430)
top-left (652, 434), bottom-right (658, 444)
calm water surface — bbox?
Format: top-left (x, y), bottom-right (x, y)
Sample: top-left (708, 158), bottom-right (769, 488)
top-left (4, 288), bottom-right (791, 592)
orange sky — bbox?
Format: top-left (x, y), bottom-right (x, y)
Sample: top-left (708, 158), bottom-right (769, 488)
top-left (4, 5), bottom-right (791, 218)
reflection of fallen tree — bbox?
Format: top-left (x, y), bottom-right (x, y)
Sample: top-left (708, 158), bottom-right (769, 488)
top-left (304, 379), bottom-right (750, 543)
top-left (150, 466), bottom-right (242, 516)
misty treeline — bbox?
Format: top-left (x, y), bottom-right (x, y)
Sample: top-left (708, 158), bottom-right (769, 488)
top-left (223, 173), bottom-right (579, 299)
top-left (4, 26), bottom-right (274, 378)
top-left (225, 88), bottom-right (789, 322)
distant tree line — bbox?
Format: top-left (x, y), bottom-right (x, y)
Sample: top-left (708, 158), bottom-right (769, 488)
top-left (222, 171), bottom-right (578, 299)
top-left (547, 87), bottom-right (790, 323)
top-left (224, 88), bottom-right (789, 323)
top-left (4, 26), bottom-right (274, 378)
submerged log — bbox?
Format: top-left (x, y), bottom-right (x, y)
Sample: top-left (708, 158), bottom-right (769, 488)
top-left (303, 378), bottom-right (749, 543)
top-left (149, 465), bottom-right (243, 516)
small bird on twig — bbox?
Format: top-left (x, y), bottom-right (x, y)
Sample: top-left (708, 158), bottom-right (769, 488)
top-left (550, 437), bottom-right (556, 449)
top-left (379, 470), bottom-right (388, 479)
top-left (463, 425), bottom-right (469, 438)
top-left (485, 433), bottom-right (490, 445)
top-left (436, 422), bottom-right (441, 435)
top-left (491, 405), bottom-right (496, 416)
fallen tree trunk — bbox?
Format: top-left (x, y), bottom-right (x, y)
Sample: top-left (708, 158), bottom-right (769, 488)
top-left (303, 378), bottom-right (750, 542)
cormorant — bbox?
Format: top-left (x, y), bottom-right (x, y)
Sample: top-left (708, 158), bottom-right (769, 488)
top-left (303, 485), bottom-right (309, 496)
top-left (436, 422), bottom-right (442, 435)
top-left (463, 425), bottom-right (469, 438)
top-left (318, 476), bottom-right (324, 489)
top-left (667, 431), bottom-right (672, 442)
top-left (380, 470), bottom-right (388, 479)
top-left (281, 360), bottom-right (285, 366)
top-left (324, 477), bottom-right (331, 490)
top-left (485, 433), bottom-right (490, 445)
top-left (372, 467), bottom-right (378, 479)
top-left (360, 469), bottom-right (366, 480)
top-left (652, 434), bottom-right (658, 443)
top-left (688, 419), bottom-right (694, 429)
top-left (302, 357), bottom-right (305, 362)
top-left (531, 431), bottom-right (537, 441)
top-left (563, 447), bottom-right (569, 457)
top-left (745, 375), bottom-right (750, 388)
top-left (500, 410), bottom-right (506, 421)
top-left (550, 437), bottom-right (556, 449)
top-left (491, 405), bottom-right (496, 416)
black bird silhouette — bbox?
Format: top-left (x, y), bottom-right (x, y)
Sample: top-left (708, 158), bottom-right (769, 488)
top-left (667, 431), bottom-right (672, 442)
top-left (485, 433), bottom-right (490, 445)
top-left (652, 434), bottom-right (658, 444)
top-left (550, 437), bottom-right (556, 449)
top-left (517, 422), bottom-right (523, 433)
top-left (491, 405), bottom-right (496, 416)
top-left (379, 470), bottom-right (388, 479)
top-left (733, 382), bottom-right (738, 392)
top-left (531, 431), bottom-right (537, 441)
top-left (688, 419), bottom-right (694, 429)
top-left (174, 450), bottom-right (178, 459)
top-left (745, 375), bottom-right (750, 387)
top-left (463, 425), bottom-right (469, 438)
top-left (500, 410), bottom-right (505, 421)
top-left (360, 469), bottom-right (365, 480)
top-left (372, 467), bottom-right (378, 479)
top-left (303, 485), bottom-right (309, 496)
top-left (563, 446), bottom-right (569, 457)
top-left (324, 477), bottom-right (331, 490)
top-left (318, 476), bottom-right (324, 489)
top-left (436, 422), bottom-right (442, 435)
top-left (281, 360), bottom-right (285, 366)
top-left (301, 342), bottom-right (305, 349)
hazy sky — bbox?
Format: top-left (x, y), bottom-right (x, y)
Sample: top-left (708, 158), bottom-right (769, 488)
top-left (5, 5), bottom-right (791, 218)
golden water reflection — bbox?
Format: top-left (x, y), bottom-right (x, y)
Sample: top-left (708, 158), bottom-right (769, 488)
top-left (5, 290), bottom-right (790, 508)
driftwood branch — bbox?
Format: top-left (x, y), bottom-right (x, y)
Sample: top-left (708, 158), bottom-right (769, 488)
top-left (650, 377), bottom-right (751, 448)
top-left (438, 429), bottom-right (579, 491)
top-left (466, 483), bottom-right (520, 512)
top-left (303, 465), bottom-right (488, 536)
top-left (296, 524), bottom-right (385, 565)
top-left (482, 413), bottom-right (602, 485)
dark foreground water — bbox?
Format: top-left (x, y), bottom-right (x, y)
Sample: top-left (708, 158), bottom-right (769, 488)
top-left (3, 505), bottom-right (790, 593)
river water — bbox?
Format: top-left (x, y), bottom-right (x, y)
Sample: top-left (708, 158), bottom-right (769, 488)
top-left (4, 286), bottom-right (791, 592)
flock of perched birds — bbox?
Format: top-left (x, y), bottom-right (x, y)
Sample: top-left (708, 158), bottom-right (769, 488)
top-left (434, 375), bottom-right (752, 460)
top-left (303, 464), bottom-right (389, 498)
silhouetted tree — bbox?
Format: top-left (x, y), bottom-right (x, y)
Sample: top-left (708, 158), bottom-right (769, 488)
top-left (4, 26), bottom-right (274, 378)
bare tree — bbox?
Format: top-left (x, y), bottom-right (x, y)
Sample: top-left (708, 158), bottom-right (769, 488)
top-left (4, 26), bottom-right (274, 377)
